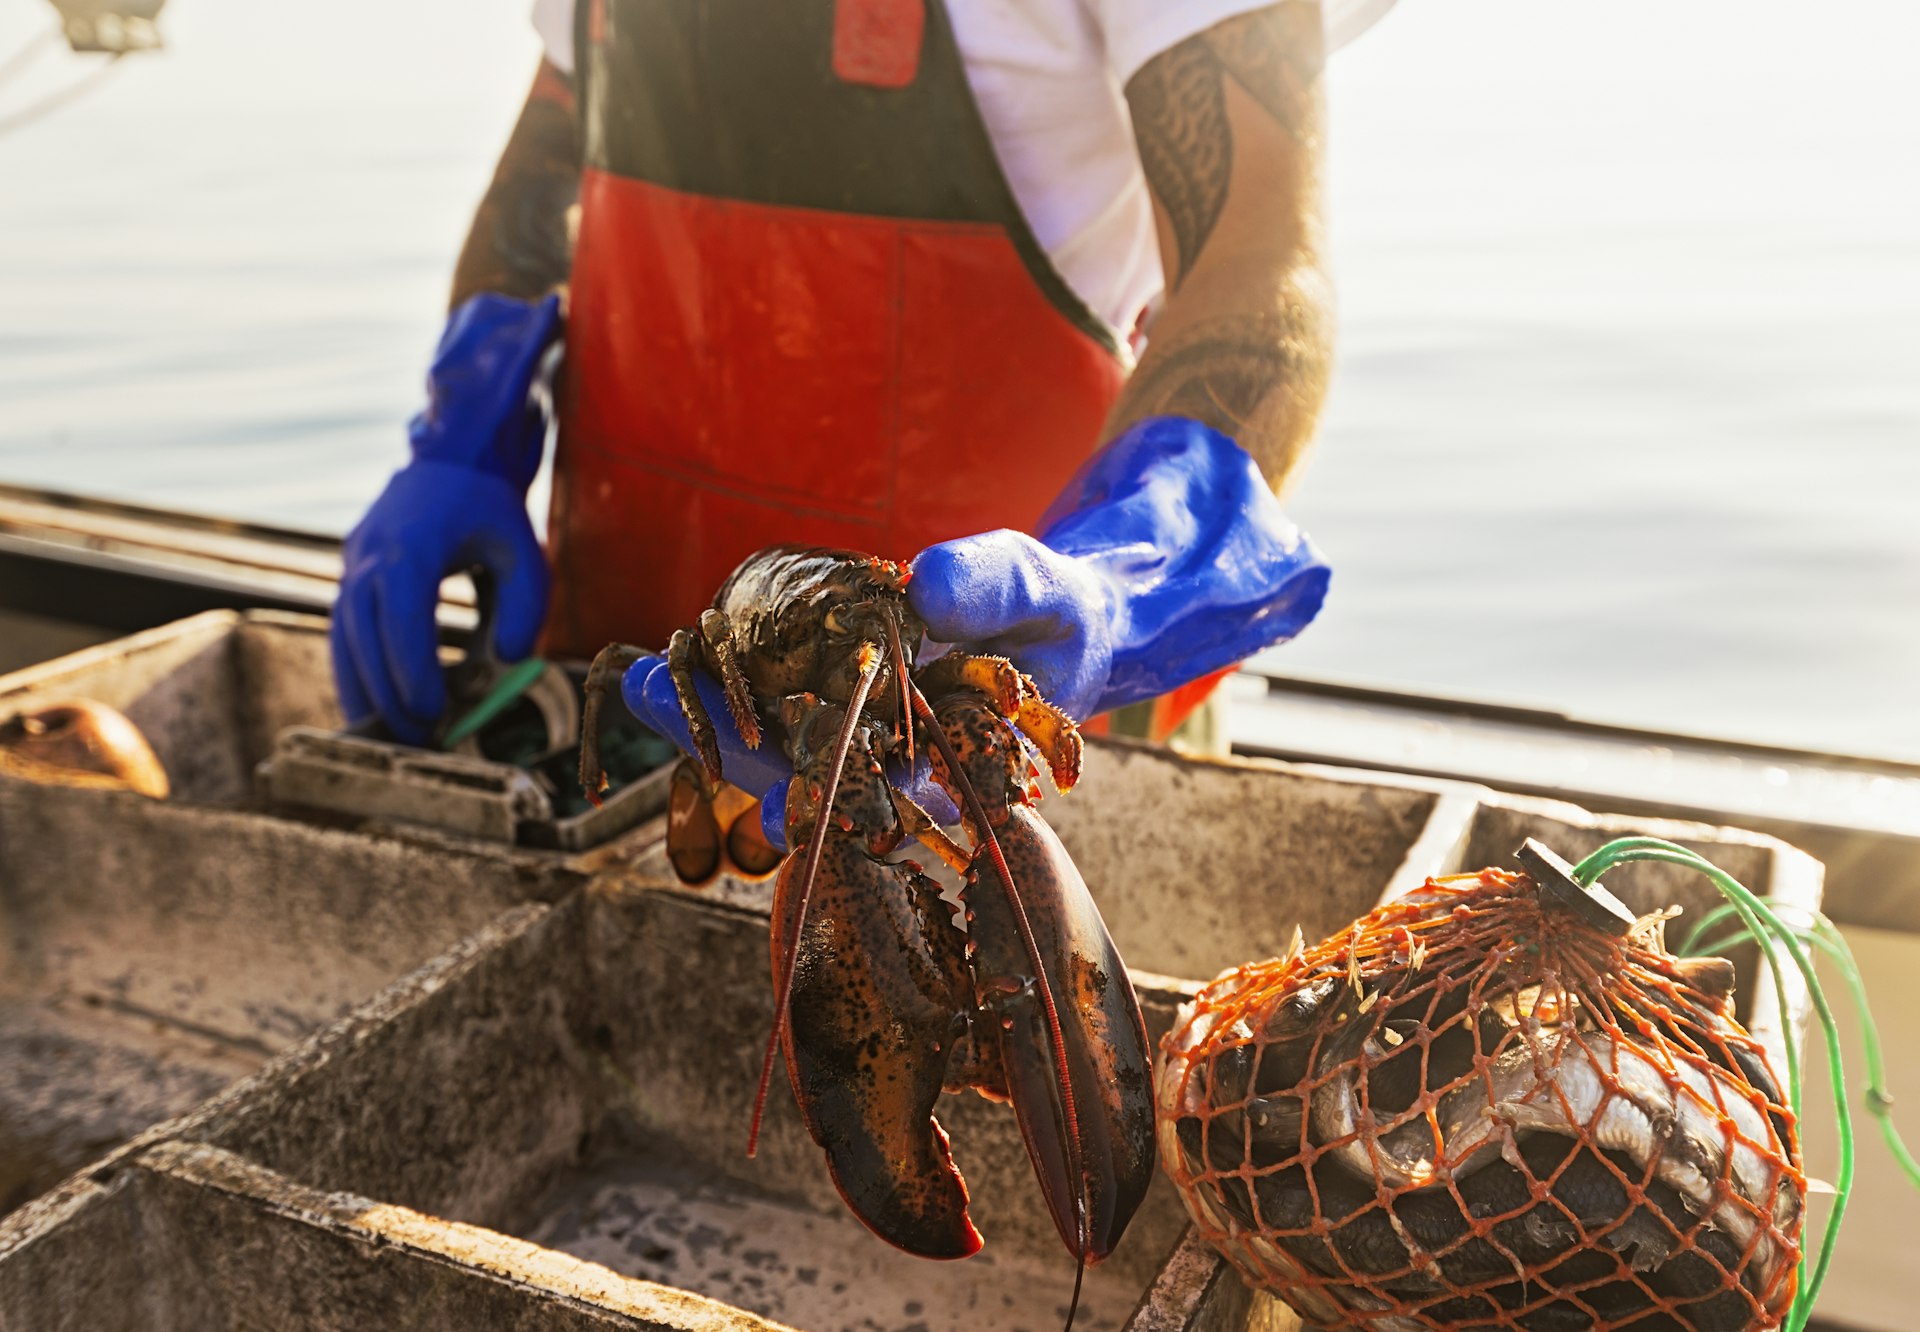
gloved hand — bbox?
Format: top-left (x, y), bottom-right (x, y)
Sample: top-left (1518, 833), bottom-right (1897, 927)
top-left (620, 653), bottom-right (959, 854)
top-left (908, 416), bottom-right (1331, 720)
top-left (331, 294), bottom-right (561, 745)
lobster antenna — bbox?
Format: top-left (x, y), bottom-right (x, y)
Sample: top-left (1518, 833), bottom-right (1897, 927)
top-left (885, 610), bottom-right (913, 767)
top-left (747, 644), bottom-right (886, 1159)
top-left (906, 677), bottom-right (1092, 1304)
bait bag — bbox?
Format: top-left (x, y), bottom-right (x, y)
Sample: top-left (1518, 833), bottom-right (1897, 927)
top-left (1158, 863), bottom-right (1805, 1332)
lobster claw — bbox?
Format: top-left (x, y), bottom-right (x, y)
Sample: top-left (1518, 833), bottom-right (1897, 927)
top-left (771, 744), bottom-right (984, 1259)
top-left (966, 804), bottom-right (1155, 1262)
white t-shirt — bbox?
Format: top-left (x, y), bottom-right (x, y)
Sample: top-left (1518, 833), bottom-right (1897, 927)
top-left (532, 0), bottom-right (1387, 337)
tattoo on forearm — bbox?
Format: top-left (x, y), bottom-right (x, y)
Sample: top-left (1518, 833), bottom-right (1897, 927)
top-left (1126, 3), bottom-right (1324, 286)
top-left (450, 65), bottom-right (583, 310)
top-left (1117, 310), bottom-right (1330, 453)
top-left (1209, 4), bottom-right (1326, 130)
top-left (1128, 43), bottom-right (1231, 291)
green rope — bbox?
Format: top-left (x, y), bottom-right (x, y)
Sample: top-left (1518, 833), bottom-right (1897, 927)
top-left (1566, 836), bottom-right (1861, 1332)
top-left (1684, 905), bottom-right (1920, 1194)
top-left (1802, 922), bottom-right (1920, 1189)
top-left (1677, 900), bottom-right (1749, 954)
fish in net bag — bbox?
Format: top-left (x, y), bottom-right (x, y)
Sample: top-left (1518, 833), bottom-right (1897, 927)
top-left (1157, 861), bottom-right (1805, 1332)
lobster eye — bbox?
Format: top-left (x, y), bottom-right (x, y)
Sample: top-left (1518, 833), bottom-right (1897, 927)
top-left (824, 607), bottom-right (848, 634)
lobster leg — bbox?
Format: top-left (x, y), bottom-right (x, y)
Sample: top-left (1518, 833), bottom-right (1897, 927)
top-left (917, 653), bottom-right (1082, 794)
top-left (886, 782), bottom-right (972, 876)
top-left (920, 686), bottom-right (1156, 1264)
top-left (579, 642), bottom-right (649, 804)
top-left (666, 626), bottom-right (725, 785)
top-left (917, 652), bottom-right (1024, 717)
top-left (1014, 693), bottom-right (1082, 795)
top-left (698, 607), bottom-right (762, 752)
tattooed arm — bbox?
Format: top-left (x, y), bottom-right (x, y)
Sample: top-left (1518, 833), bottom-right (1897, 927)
top-left (448, 58), bottom-right (583, 311)
top-left (1113, 1), bottom-right (1332, 494)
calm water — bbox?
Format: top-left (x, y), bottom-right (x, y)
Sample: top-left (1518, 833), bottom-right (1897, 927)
top-left (2, 0), bottom-right (1916, 759)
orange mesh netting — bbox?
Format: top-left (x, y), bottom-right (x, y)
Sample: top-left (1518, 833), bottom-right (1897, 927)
top-left (1157, 867), bottom-right (1806, 1332)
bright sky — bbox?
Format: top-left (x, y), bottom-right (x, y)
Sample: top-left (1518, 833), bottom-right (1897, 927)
top-left (1, 0), bottom-right (542, 111)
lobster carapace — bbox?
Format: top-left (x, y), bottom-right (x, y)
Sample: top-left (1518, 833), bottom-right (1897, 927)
top-left (582, 545), bottom-right (1155, 1288)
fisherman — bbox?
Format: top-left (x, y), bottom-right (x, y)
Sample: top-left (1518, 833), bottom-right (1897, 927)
top-left (331, 0), bottom-right (1384, 793)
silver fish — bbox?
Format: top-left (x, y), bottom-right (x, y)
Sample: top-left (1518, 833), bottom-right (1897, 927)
top-left (1305, 989), bottom-right (1799, 1285)
top-left (1494, 1022), bottom-right (1799, 1251)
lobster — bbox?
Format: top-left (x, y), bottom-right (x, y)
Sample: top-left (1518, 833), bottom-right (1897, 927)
top-left (581, 546), bottom-right (1154, 1308)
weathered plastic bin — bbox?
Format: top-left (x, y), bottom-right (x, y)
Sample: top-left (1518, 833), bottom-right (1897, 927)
top-left (0, 611), bottom-right (664, 1218)
top-left (0, 727), bottom-right (1819, 1330)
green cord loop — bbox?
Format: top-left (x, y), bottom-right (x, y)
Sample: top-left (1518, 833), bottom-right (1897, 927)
top-left (1565, 836), bottom-right (1920, 1331)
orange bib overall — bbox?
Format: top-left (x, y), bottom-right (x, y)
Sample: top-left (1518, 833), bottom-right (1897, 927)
top-left (544, 0), bottom-right (1128, 657)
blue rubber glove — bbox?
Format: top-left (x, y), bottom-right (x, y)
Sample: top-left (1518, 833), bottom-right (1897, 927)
top-left (331, 294), bottom-right (561, 744)
top-left (908, 416), bottom-right (1331, 720)
top-left (620, 654), bottom-right (959, 854)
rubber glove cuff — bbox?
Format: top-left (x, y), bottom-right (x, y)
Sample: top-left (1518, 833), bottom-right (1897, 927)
top-left (911, 417), bottom-right (1331, 719)
top-left (408, 292), bottom-right (563, 492)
